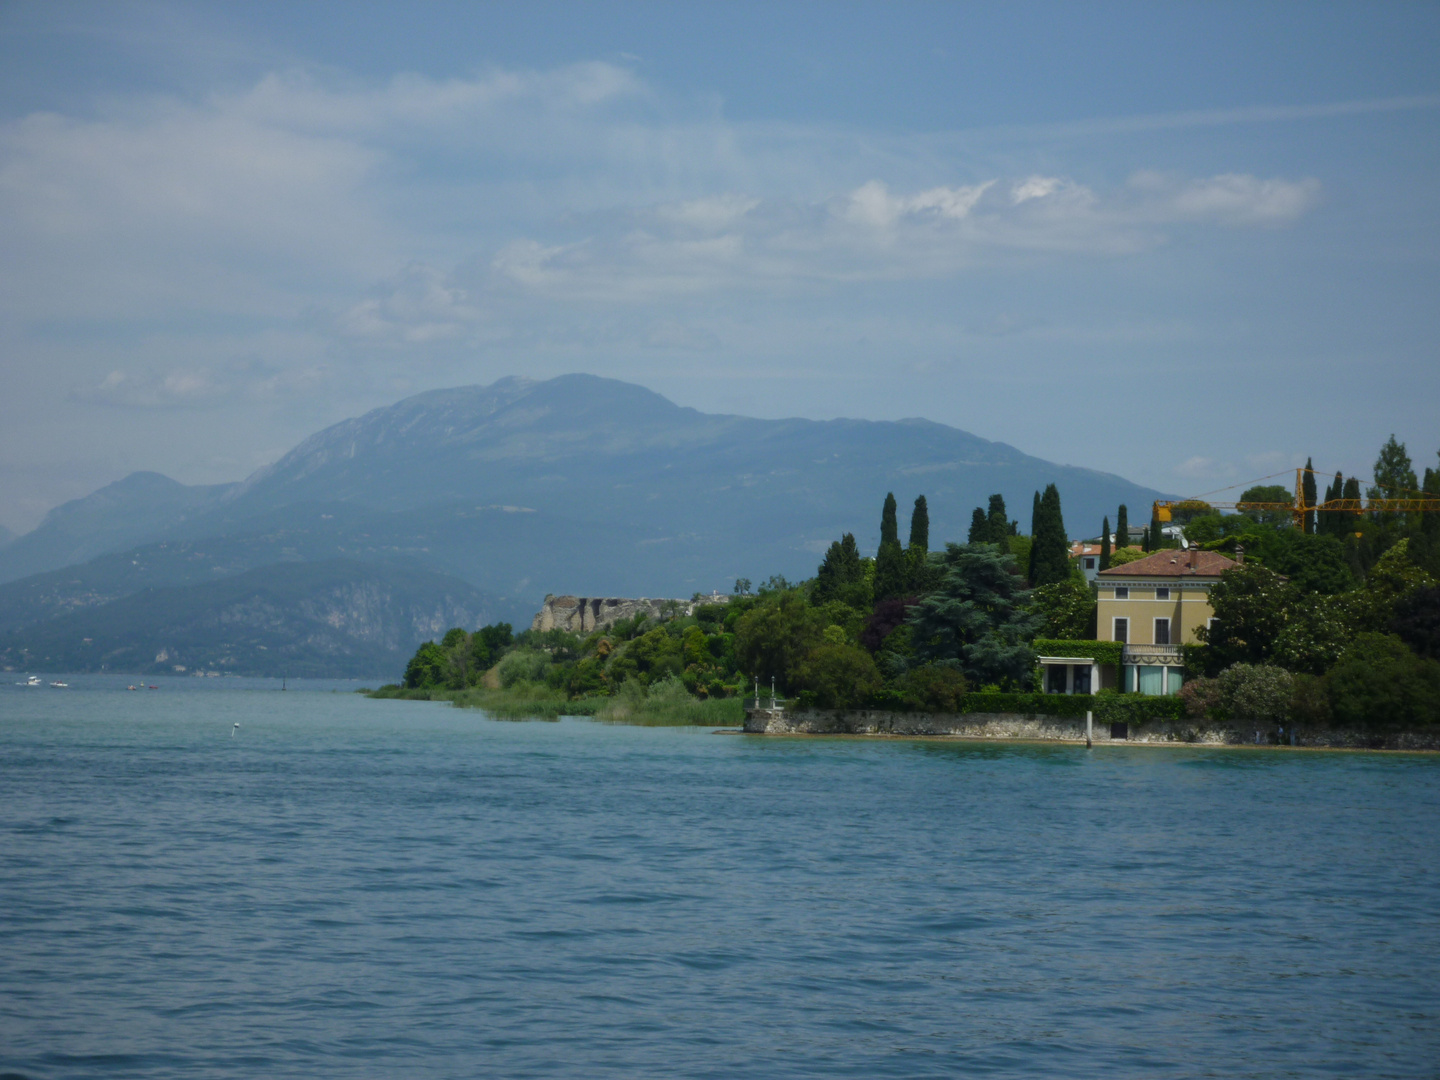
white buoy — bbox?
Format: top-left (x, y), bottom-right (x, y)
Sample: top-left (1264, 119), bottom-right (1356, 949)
top-left (231, 723), bottom-right (240, 738)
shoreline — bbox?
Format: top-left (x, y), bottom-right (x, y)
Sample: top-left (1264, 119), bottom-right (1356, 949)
top-left (742, 707), bottom-right (1440, 752)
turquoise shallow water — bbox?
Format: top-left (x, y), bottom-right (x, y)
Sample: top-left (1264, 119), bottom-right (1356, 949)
top-left (2, 679), bottom-right (1439, 1079)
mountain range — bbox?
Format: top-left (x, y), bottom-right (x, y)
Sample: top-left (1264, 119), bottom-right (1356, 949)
top-left (0, 374), bottom-right (1168, 676)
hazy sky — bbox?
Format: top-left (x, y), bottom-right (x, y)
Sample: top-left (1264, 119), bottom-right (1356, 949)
top-left (2, 1), bottom-right (1438, 533)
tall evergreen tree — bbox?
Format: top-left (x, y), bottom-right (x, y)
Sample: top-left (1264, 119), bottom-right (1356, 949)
top-left (1030, 483), bottom-right (1070, 586)
top-left (968, 507), bottom-right (987, 544)
top-left (1321, 473), bottom-right (1341, 536)
top-left (880, 492), bottom-right (899, 548)
top-left (908, 543), bottom-right (1039, 688)
top-left (1100, 515), bottom-right (1111, 571)
top-left (813, 533), bottom-right (866, 606)
top-left (986, 493), bottom-right (1010, 553)
top-left (874, 539), bottom-right (908, 602)
top-left (1302, 457), bottom-right (1318, 534)
top-left (908, 495), bottom-right (929, 553)
top-left (1116, 504), bottom-right (1129, 550)
top-left (1027, 491), bottom-right (1042, 582)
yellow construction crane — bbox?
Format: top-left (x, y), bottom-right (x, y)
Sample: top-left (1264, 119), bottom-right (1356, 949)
top-left (1154, 467), bottom-right (1440, 530)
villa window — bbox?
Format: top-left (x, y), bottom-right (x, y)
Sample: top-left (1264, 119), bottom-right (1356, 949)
top-left (1156, 587), bottom-right (1170, 600)
top-left (1114, 617), bottom-right (1128, 643)
top-left (1154, 617), bottom-right (1171, 646)
top-left (1114, 587), bottom-right (1129, 599)
top-left (1083, 557), bottom-right (1095, 570)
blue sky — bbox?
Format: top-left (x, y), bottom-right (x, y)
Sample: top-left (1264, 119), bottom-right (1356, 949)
top-left (1, 1), bottom-right (1437, 532)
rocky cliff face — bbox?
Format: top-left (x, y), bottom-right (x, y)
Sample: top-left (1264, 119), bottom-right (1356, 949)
top-left (532, 592), bottom-right (728, 634)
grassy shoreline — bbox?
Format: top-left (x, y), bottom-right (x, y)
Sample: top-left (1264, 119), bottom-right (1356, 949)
top-left (363, 683), bottom-right (744, 726)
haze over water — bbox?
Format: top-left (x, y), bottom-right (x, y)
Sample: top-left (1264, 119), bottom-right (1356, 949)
top-left (3, 683), bottom-right (1438, 1078)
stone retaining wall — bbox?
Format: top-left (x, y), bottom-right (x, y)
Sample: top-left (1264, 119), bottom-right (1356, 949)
top-left (742, 708), bottom-right (1440, 750)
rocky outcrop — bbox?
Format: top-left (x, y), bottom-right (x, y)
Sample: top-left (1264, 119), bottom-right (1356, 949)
top-left (532, 592), bottom-right (728, 634)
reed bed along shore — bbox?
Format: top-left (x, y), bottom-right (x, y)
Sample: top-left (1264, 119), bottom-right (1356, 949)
top-left (363, 681), bottom-right (744, 727)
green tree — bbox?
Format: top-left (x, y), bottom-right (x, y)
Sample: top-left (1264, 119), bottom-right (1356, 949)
top-left (1217, 663), bottom-right (1294, 725)
top-left (1028, 579), bottom-right (1096, 639)
top-left (733, 589), bottom-right (826, 693)
top-left (968, 507), bottom-right (988, 544)
top-left (909, 496), bottom-right (929, 553)
top-left (471, 622), bottom-right (514, 670)
top-left (1272, 592), bottom-right (1374, 675)
top-left (1027, 490), bottom-right (1042, 580)
top-left (1265, 531), bottom-right (1355, 595)
top-left (1197, 563), bottom-right (1298, 670)
top-left (790, 643), bottom-right (884, 708)
top-left (986, 493), bottom-right (1010, 553)
top-left (880, 492), bottom-right (899, 547)
top-left (1099, 515), bottom-right (1111, 571)
top-left (1116, 504), bottom-right (1129, 549)
top-left (813, 533), bottom-right (869, 608)
top-left (901, 662), bottom-right (969, 712)
top-left (907, 496), bottom-right (935, 594)
top-left (873, 538), bottom-right (909, 602)
top-left (1392, 585), bottom-right (1440, 660)
top-left (1239, 484), bottom-right (1294, 528)
top-left (403, 641), bottom-right (447, 689)
top-left (1327, 633), bottom-right (1440, 728)
top-left (1029, 484), bottom-right (1070, 586)
top-left (909, 544), bottom-right (1039, 688)
top-left (1301, 459), bottom-right (1318, 534)
top-left (1370, 435), bottom-right (1418, 503)
top-left (607, 627), bottom-right (684, 686)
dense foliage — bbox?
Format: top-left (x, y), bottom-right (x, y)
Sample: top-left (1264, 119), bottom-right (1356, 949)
top-left (387, 437), bottom-right (1439, 729)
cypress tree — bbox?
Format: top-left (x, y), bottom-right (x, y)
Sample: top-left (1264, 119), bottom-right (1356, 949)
top-left (1342, 476), bottom-right (1363, 535)
top-left (986, 493), bottom-right (1010, 553)
top-left (1029, 483), bottom-right (1070, 586)
top-left (1116, 504), bottom-right (1129, 550)
top-left (1027, 490), bottom-right (1041, 582)
top-left (874, 539), bottom-right (907, 601)
top-left (1100, 515), bottom-right (1111, 571)
top-left (968, 507), bottom-right (987, 544)
top-left (909, 496), bottom-right (929, 553)
top-left (1147, 507), bottom-right (1163, 551)
top-left (1302, 457), bottom-right (1318, 534)
top-left (814, 532), bottom-right (865, 605)
top-left (1324, 471), bottom-right (1344, 535)
top-left (880, 492), bottom-right (899, 548)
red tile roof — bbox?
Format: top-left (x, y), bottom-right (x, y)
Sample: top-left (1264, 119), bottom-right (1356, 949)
top-left (1097, 548), bottom-right (1237, 578)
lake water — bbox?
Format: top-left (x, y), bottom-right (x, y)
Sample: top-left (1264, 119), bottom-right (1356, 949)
top-left (3, 678), bottom-right (1439, 1079)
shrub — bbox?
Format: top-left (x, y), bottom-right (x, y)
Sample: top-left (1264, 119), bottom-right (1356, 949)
top-left (494, 648), bottom-right (551, 689)
top-left (901, 662), bottom-right (969, 712)
top-left (1326, 632), bottom-right (1440, 728)
top-left (1290, 673), bottom-right (1332, 727)
top-left (1217, 663), bottom-right (1294, 725)
top-left (790, 643), bottom-right (884, 709)
top-left (1092, 692), bottom-right (1186, 726)
top-left (1178, 676), bottom-right (1223, 719)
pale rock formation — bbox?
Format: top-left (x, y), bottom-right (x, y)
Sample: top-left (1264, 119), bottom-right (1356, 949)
top-left (532, 592), bottom-right (728, 634)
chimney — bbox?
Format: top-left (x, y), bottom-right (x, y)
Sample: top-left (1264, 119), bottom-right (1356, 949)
top-left (1235, 544), bottom-right (1245, 565)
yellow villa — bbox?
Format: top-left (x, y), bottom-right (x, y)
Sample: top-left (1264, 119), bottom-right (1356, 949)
top-left (1094, 547), bottom-right (1239, 696)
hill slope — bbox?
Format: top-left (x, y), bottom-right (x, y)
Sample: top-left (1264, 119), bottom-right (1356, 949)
top-left (0, 374), bottom-right (1169, 677)
top-left (0, 559), bottom-right (496, 678)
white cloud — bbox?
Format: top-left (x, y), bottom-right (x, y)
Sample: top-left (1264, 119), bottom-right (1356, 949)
top-left (1128, 171), bottom-right (1322, 226)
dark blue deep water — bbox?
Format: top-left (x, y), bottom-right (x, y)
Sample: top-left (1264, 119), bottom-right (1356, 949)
top-left (3, 678), bottom-right (1439, 1079)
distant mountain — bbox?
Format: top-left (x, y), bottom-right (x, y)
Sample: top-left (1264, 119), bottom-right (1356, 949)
top-left (0, 374), bottom-right (1170, 676)
top-left (0, 523), bottom-right (13, 550)
top-left (0, 559), bottom-right (496, 678)
top-left (0, 471), bottom-right (234, 583)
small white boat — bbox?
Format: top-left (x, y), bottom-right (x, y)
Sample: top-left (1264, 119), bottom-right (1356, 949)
top-left (19, 675), bottom-right (41, 687)
top-left (50, 681), bottom-right (68, 688)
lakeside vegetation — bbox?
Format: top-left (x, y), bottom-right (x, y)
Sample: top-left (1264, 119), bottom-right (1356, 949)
top-left (377, 436), bottom-right (1440, 730)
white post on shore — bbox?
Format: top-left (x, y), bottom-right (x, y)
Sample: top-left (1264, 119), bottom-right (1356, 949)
top-left (1086, 710), bottom-right (1093, 749)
